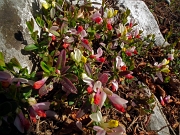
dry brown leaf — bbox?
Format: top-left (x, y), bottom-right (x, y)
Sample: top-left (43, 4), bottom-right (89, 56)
top-left (156, 85), bottom-right (166, 98)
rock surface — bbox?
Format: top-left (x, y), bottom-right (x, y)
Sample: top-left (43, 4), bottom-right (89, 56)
top-left (140, 82), bottom-right (176, 135)
top-left (0, 0), bottom-right (40, 72)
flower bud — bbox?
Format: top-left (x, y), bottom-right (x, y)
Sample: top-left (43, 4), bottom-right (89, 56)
top-left (28, 97), bottom-right (37, 106)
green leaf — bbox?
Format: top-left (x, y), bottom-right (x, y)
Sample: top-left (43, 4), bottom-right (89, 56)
top-left (0, 52), bottom-right (5, 67)
top-left (10, 58), bottom-right (22, 69)
top-left (0, 60), bottom-right (5, 67)
top-left (23, 89), bottom-right (32, 99)
top-left (24, 44), bottom-right (38, 51)
top-left (43, 55), bottom-right (53, 67)
top-left (40, 61), bottom-right (50, 73)
top-left (50, 8), bottom-right (56, 19)
top-left (55, 2), bottom-right (64, 12)
top-left (164, 76), bottom-right (170, 83)
top-left (0, 102), bottom-right (12, 116)
top-left (36, 16), bottom-right (45, 27)
top-left (30, 71), bottom-right (36, 78)
top-left (31, 30), bottom-right (38, 42)
top-left (49, 29), bottom-right (60, 37)
top-left (19, 67), bottom-right (29, 76)
top-left (68, 101), bottom-right (74, 105)
top-left (26, 18), bottom-right (34, 33)
top-left (0, 52), bottom-right (4, 61)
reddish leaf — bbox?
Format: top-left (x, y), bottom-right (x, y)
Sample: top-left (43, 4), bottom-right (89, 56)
top-left (98, 73), bottom-right (108, 85)
top-left (119, 71), bottom-right (131, 76)
top-left (0, 71), bottom-right (11, 81)
top-left (84, 63), bottom-right (92, 77)
top-left (81, 41), bottom-right (92, 52)
top-left (61, 66), bottom-right (70, 74)
top-left (76, 100), bottom-right (91, 118)
top-left (56, 49), bottom-right (66, 69)
top-left (50, 26), bottom-right (59, 31)
top-left (60, 77), bottom-right (77, 94)
top-left (65, 74), bottom-right (78, 83)
top-left (39, 84), bottom-right (48, 96)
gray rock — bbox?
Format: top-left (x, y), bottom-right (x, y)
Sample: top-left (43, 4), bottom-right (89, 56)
top-left (0, 0), bottom-right (40, 72)
top-left (118, 0), bottom-right (169, 46)
top-left (140, 82), bottom-right (176, 135)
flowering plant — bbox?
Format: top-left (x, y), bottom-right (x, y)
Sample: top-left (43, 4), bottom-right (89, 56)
top-left (0, 0), bottom-right (178, 134)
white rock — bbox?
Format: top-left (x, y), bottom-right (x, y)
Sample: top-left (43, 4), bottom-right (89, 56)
top-left (0, 0), bottom-right (40, 73)
top-left (67, 0), bottom-right (102, 9)
top-left (140, 83), bottom-right (175, 135)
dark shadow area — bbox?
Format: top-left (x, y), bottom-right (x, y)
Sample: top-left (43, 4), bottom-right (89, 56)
top-left (20, 49), bottom-right (40, 74)
top-left (31, 1), bottom-right (41, 17)
top-left (14, 30), bottom-right (28, 45)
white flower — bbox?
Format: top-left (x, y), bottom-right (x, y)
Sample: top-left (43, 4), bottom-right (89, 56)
top-left (116, 56), bottom-right (125, 69)
top-left (89, 111), bottom-right (102, 122)
top-left (71, 48), bottom-right (82, 63)
top-left (40, 0), bottom-right (49, 9)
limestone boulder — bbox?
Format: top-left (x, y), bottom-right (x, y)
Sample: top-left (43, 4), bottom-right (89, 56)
top-left (0, 0), bottom-right (40, 72)
top-left (140, 82), bottom-right (176, 135)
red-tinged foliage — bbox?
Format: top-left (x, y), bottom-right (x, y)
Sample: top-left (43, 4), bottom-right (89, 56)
top-left (136, 34), bottom-right (140, 39)
top-left (60, 76), bottom-right (77, 94)
top-left (1, 81), bottom-right (10, 88)
top-left (128, 35), bottom-right (132, 40)
top-left (30, 116), bottom-right (37, 123)
top-left (125, 74), bottom-right (134, 79)
top-left (87, 86), bottom-right (93, 94)
top-left (82, 39), bottom-right (89, 45)
top-left (95, 17), bottom-right (102, 24)
top-left (107, 23), bottom-right (113, 30)
top-left (126, 51), bottom-right (132, 56)
top-left (33, 80), bottom-right (45, 89)
top-left (98, 73), bottom-right (108, 85)
top-left (56, 49), bottom-right (66, 69)
top-left (112, 103), bottom-right (126, 113)
top-left (51, 35), bottom-right (56, 41)
top-left (81, 41), bottom-right (92, 51)
top-left (63, 43), bottom-right (70, 49)
top-left (98, 57), bottom-right (106, 63)
top-left (36, 109), bottom-right (46, 117)
top-left (111, 84), bottom-right (116, 92)
top-left (84, 63), bottom-right (93, 77)
top-left (120, 66), bottom-right (127, 71)
top-left (94, 93), bottom-right (101, 105)
top-left (89, 55), bottom-right (95, 59)
top-left (23, 119), bottom-right (30, 131)
top-left (77, 26), bottom-right (84, 33)
top-left (133, 50), bottom-right (138, 55)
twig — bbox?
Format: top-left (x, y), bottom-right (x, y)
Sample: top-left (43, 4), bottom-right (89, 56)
top-left (36, 117), bottom-right (40, 134)
top-left (127, 116), bottom-right (140, 131)
top-left (155, 125), bottom-right (170, 133)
